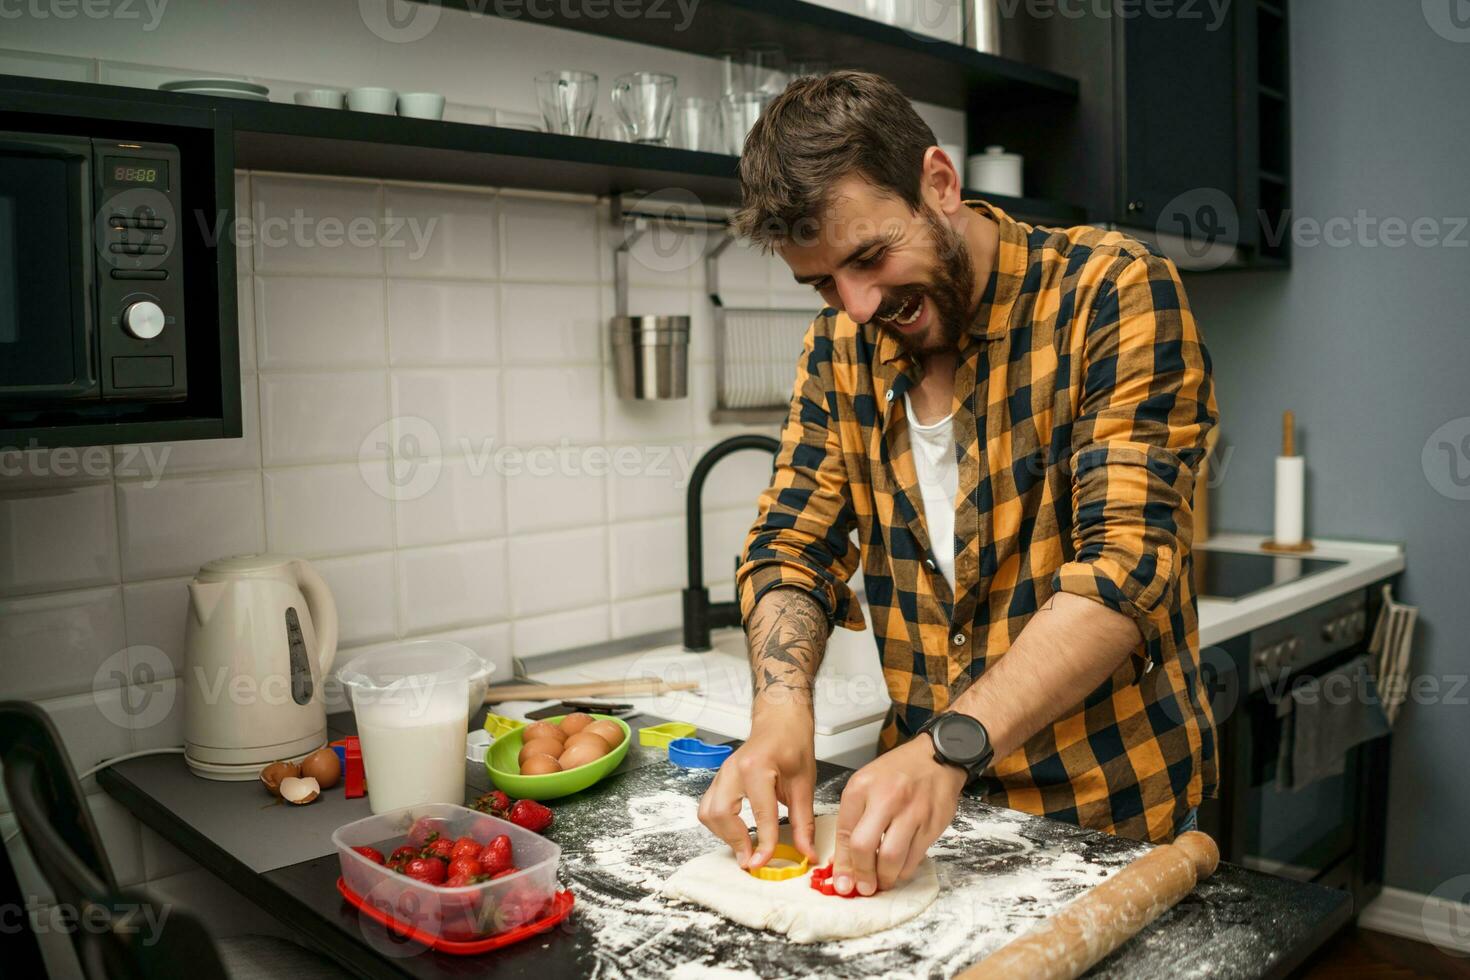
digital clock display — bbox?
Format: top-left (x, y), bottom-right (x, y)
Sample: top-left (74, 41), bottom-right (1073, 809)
top-left (105, 157), bottom-right (168, 188)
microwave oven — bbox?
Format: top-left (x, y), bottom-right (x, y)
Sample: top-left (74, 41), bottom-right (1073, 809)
top-left (0, 131), bottom-right (189, 407)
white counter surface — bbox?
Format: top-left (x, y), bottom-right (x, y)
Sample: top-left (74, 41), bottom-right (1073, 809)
top-left (523, 533), bottom-right (1403, 767)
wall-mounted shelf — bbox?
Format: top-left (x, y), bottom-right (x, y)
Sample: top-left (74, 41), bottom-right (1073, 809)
top-left (422, 0), bottom-right (1080, 112)
top-left (0, 76), bottom-right (1088, 226)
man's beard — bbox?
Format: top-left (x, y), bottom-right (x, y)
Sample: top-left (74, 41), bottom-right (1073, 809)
top-left (871, 209), bottom-right (979, 357)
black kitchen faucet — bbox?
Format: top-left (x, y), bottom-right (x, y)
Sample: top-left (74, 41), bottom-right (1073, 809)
top-left (682, 433), bottom-right (781, 651)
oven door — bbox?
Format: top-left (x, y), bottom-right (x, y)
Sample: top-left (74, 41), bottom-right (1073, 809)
top-left (0, 132), bottom-right (97, 403)
top-left (1237, 652), bottom-right (1367, 886)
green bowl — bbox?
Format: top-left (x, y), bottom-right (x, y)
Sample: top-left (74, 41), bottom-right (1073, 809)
top-left (485, 714), bottom-right (631, 801)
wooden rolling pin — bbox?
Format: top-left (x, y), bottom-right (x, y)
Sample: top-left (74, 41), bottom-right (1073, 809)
top-left (483, 678), bottom-right (700, 703)
top-left (959, 831), bottom-right (1220, 980)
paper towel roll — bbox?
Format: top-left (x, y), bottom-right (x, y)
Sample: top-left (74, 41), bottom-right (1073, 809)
top-left (1274, 455), bottom-right (1305, 546)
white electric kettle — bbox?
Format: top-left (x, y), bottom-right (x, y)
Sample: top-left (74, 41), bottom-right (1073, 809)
top-left (183, 554), bottom-right (338, 780)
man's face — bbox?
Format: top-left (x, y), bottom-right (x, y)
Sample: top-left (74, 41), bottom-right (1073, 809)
top-left (778, 176), bottom-right (977, 356)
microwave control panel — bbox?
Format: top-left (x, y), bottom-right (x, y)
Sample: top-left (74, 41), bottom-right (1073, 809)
top-left (94, 138), bottom-right (187, 400)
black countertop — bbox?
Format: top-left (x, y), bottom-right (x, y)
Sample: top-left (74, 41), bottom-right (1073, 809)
top-left (100, 713), bottom-right (1350, 979)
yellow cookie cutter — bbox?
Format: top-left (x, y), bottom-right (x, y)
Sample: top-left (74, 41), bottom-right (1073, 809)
top-left (745, 843), bottom-right (810, 881)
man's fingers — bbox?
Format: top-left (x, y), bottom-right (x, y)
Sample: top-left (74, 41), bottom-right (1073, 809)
top-left (846, 804), bottom-right (889, 896)
top-left (698, 778), bottom-right (754, 866)
top-left (745, 773), bottom-right (782, 869)
top-left (831, 780), bottom-right (869, 896)
top-left (784, 777), bottom-right (818, 861)
top-left (876, 818), bottom-right (920, 891)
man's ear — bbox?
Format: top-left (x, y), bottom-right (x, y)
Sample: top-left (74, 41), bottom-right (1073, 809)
top-left (920, 145), bottom-right (965, 216)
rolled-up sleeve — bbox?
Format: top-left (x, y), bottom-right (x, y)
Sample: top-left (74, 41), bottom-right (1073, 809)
top-left (1052, 254), bottom-right (1217, 650)
top-left (737, 314), bottom-right (866, 633)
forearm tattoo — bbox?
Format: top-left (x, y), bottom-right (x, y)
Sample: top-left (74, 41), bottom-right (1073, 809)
top-left (746, 588), bottom-right (828, 707)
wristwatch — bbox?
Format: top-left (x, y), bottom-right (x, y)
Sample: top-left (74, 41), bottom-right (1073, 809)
top-left (915, 712), bottom-right (994, 785)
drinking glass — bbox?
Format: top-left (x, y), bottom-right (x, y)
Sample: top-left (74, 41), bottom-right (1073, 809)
top-left (534, 70), bottom-right (598, 136)
top-left (671, 96), bottom-right (722, 153)
top-left (611, 72), bottom-right (677, 145)
top-left (720, 91), bottom-right (771, 156)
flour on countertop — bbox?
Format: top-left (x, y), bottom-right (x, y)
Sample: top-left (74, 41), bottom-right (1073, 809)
top-left (551, 764), bottom-right (1184, 979)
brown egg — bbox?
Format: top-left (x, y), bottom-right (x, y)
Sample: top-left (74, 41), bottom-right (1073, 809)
top-left (557, 740), bottom-right (607, 770)
top-left (558, 712), bottom-right (594, 735)
top-left (584, 720), bottom-right (624, 747)
top-left (300, 747), bottom-right (341, 790)
top-left (519, 755), bottom-right (563, 775)
top-left (522, 721), bottom-right (566, 745)
top-left (519, 737), bottom-right (566, 765)
top-left (563, 730), bottom-right (611, 755)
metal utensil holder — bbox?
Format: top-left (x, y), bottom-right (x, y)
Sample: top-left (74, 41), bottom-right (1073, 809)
top-left (706, 233), bottom-right (812, 424)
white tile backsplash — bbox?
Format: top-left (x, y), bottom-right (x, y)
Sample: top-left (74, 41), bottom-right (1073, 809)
top-left (116, 473), bottom-right (265, 581)
top-left (503, 366), bottom-right (603, 445)
top-left (250, 175), bottom-right (383, 276)
top-left (121, 577), bottom-right (191, 679)
top-left (394, 456), bottom-right (505, 548)
top-left (387, 280), bottom-right (499, 366)
top-left (384, 186), bottom-right (499, 279)
top-left (263, 464), bottom-right (394, 557)
top-left (397, 540), bottom-right (508, 634)
top-left (499, 194), bottom-right (600, 282)
top-left (512, 604), bottom-right (610, 659)
top-left (259, 371), bottom-right (390, 465)
top-left (501, 282), bottom-right (602, 365)
top-left (255, 276), bottom-right (387, 370)
top-left (504, 467), bottom-right (606, 535)
top-left (314, 551), bottom-right (398, 645)
top-left (391, 369), bottom-right (501, 453)
top-left (506, 526), bottom-right (608, 618)
top-left (0, 587), bottom-right (126, 702)
top-left (0, 482), bottom-right (119, 597)
top-left (609, 517), bottom-right (685, 600)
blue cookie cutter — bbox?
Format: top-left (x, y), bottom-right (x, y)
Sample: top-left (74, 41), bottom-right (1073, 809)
top-left (667, 738), bottom-right (733, 769)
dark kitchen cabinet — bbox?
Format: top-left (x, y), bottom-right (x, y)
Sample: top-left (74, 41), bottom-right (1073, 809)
top-left (995, 0), bottom-right (1292, 269)
top-left (1118, 10), bottom-right (1239, 242)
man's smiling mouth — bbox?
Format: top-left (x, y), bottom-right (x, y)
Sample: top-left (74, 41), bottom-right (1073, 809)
top-left (877, 293), bottom-right (923, 326)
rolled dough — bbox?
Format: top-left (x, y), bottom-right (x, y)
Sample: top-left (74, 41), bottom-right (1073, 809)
top-left (661, 814), bottom-right (940, 944)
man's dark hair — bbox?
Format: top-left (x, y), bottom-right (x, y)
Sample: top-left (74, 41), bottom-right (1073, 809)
top-left (731, 70), bottom-right (938, 253)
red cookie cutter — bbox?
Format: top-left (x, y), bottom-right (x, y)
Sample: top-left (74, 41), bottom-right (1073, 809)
top-left (809, 863), bottom-right (864, 898)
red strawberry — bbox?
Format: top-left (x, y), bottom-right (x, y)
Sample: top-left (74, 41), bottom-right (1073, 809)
top-left (351, 846), bottom-right (385, 865)
top-left (402, 856), bottom-right (447, 885)
top-left (473, 790), bottom-right (512, 816)
top-left (507, 799), bottom-right (554, 833)
top-left (447, 856), bottom-right (481, 880)
top-left (445, 873), bottom-right (476, 888)
top-left (407, 818), bottom-right (447, 846)
top-left (449, 836), bottom-right (481, 861)
top-left (478, 834), bottom-right (514, 876)
top-left (423, 836), bottom-right (455, 862)
top-left (490, 866), bottom-right (519, 879)
top-left (388, 845), bottom-right (418, 865)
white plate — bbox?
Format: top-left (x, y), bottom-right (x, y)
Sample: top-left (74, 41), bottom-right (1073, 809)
top-left (159, 78), bottom-right (270, 101)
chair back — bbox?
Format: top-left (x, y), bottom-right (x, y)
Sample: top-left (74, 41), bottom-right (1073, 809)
top-left (0, 700), bottom-right (226, 979)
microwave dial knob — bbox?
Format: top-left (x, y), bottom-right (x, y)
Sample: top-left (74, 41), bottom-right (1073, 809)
top-left (122, 301), bottom-right (165, 340)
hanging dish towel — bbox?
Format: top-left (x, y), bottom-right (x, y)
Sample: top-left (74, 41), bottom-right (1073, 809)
top-left (1276, 655), bottom-right (1391, 791)
top-left (1368, 584), bottom-right (1418, 726)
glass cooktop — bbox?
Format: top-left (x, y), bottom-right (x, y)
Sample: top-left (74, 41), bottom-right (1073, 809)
top-left (1193, 549), bottom-right (1345, 601)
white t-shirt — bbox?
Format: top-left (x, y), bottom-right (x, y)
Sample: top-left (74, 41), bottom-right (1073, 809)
top-left (903, 394), bottom-right (959, 591)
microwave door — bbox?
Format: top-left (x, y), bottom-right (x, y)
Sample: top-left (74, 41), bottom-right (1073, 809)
top-left (0, 133), bottom-right (98, 402)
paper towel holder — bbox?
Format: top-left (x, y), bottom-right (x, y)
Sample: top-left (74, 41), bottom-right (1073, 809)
top-left (1262, 409), bottom-right (1314, 554)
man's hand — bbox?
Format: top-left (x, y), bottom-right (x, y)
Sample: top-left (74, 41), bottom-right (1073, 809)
top-left (829, 735), bottom-right (966, 896)
top-left (697, 702), bottom-right (818, 868)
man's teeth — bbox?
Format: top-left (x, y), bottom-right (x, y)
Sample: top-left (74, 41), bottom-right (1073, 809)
top-left (895, 296), bottom-right (922, 324)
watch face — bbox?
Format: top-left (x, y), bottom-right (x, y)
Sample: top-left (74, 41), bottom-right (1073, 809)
top-left (934, 715), bottom-right (987, 764)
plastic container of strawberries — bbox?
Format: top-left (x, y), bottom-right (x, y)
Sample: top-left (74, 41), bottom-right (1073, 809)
top-left (332, 803), bottom-right (560, 943)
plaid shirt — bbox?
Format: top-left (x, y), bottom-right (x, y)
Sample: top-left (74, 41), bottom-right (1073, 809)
top-left (737, 201), bottom-right (1219, 844)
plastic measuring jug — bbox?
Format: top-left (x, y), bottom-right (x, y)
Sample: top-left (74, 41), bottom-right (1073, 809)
top-left (335, 640), bottom-right (491, 813)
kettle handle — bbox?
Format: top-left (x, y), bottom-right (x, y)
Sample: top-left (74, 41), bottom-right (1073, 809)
top-left (293, 559), bottom-right (338, 675)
